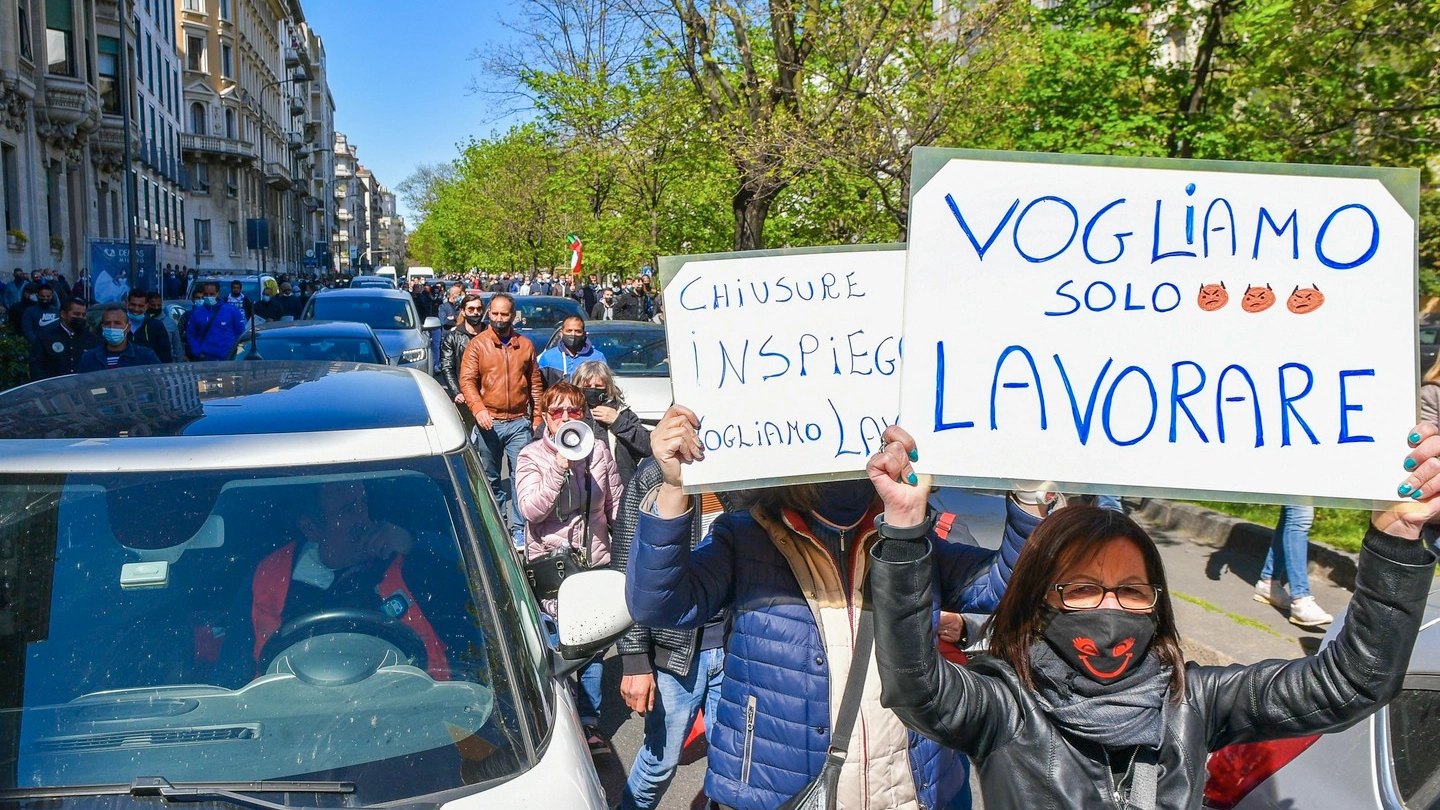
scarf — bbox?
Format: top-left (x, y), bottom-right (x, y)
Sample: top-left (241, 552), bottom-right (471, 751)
top-left (1029, 640), bottom-right (1169, 749)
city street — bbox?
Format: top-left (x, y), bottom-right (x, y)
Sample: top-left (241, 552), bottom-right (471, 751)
top-left (589, 493), bottom-right (1355, 809)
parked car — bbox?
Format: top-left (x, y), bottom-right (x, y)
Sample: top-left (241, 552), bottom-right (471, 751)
top-left (185, 273), bottom-right (278, 304)
top-left (0, 362), bottom-right (628, 808)
top-left (232, 319), bottom-right (389, 363)
top-left (545, 319), bottom-right (670, 426)
top-left (301, 287), bottom-right (441, 371)
top-left (1203, 578), bottom-right (1440, 809)
top-left (1420, 316), bottom-right (1440, 373)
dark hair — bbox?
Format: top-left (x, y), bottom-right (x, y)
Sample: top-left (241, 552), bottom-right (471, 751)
top-left (62, 298), bottom-right (87, 313)
top-left (460, 293), bottom-right (484, 308)
top-left (127, 289), bottom-right (147, 302)
top-left (985, 505), bottom-right (1186, 699)
top-left (146, 291), bottom-right (162, 302)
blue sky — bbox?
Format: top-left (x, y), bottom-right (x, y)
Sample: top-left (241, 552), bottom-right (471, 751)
top-left (302, 1), bottom-right (528, 223)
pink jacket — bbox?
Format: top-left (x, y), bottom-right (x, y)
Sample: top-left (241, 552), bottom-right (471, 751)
top-left (515, 430), bottom-right (622, 567)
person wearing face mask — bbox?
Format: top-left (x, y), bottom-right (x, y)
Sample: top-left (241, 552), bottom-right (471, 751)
top-left (538, 316), bottom-right (607, 387)
top-left (275, 283), bottom-right (302, 320)
top-left (628, 405), bottom-right (1043, 810)
top-left (866, 425), bottom-right (1440, 810)
top-left (184, 281), bottom-right (247, 362)
top-left (440, 294), bottom-right (488, 427)
top-left (253, 280), bottom-right (284, 323)
top-left (76, 304), bottom-right (161, 372)
top-left (20, 284), bottom-right (62, 347)
top-left (570, 360), bottom-right (649, 484)
top-left (2, 268), bottom-right (26, 310)
top-left (29, 298), bottom-right (99, 379)
top-left (590, 287), bottom-right (618, 321)
top-left (124, 290), bottom-right (173, 363)
top-left (145, 291), bottom-right (185, 362)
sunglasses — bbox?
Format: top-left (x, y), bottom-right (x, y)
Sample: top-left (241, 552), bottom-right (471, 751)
top-left (547, 406), bottom-right (584, 418)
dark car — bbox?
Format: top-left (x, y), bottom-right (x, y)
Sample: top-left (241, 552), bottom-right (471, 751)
top-left (488, 295), bottom-right (585, 346)
top-left (301, 287), bottom-right (441, 371)
top-left (1420, 317), bottom-right (1440, 373)
top-left (232, 319), bottom-right (389, 363)
top-left (544, 319), bottom-right (671, 425)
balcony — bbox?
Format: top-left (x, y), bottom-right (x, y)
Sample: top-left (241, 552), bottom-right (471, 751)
top-left (288, 97), bottom-right (305, 117)
top-left (264, 161), bottom-right (293, 190)
top-left (336, 208), bottom-right (352, 222)
top-left (333, 231), bottom-right (349, 242)
top-left (335, 164), bottom-right (352, 178)
top-left (181, 133), bottom-right (256, 163)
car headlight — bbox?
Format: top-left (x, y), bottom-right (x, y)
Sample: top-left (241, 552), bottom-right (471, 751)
top-left (399, 347), bottom-right (427, 364)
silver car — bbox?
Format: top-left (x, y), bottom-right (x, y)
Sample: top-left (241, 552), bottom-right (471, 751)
top-left (1203, 581), bottom-right (1440, 809)
top-left (0, 362), bottom-right (628, 809)
top-left (301, 287), bottom-right (440, 371)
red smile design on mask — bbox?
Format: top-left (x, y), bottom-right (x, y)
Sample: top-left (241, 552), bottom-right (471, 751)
top-left (1072, 636), bottom-right (1136, 680)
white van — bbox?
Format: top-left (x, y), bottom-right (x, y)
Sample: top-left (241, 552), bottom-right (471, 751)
top-left (407, 266), bottom-right (436, 284)
top-left (375, 266), bottom-right (398, 282)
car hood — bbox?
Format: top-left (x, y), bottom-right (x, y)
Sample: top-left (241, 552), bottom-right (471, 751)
top-left (374, 328), bottom-right (424, 359)
top-left (615, 376), bottom-right (672, 425)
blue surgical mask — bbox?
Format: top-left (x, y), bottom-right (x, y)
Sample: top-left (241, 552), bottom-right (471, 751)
top-left (202, 296), bottom-right (218, 307)
top-left (102, 327), bottom-right (127, 346)
top-left (127, 312), bottom-right (145, 328)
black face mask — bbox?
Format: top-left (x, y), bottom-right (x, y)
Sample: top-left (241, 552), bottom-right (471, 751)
top-left (582, 387), bottom-right (606, 407)
top-left (562, 334), bottom-right (585, 352)
top-left (811, 479), bottom-right (876, 527)
top-left (1041, 608), bottom-right (1156, 684)
top-left (464, 313), bottom-right (485, 327)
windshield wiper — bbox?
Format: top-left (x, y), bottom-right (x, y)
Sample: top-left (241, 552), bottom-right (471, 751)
top-left (0, 777), bottom-right (354, 810)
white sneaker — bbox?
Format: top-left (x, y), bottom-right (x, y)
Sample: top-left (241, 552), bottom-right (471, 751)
top-left (1253, 579), bottom-right (1291, 610)
top-left (1288, 596), bottom-right (1333, 628)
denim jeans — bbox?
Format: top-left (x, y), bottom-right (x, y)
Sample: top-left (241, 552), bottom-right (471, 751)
top-left (621, 647), bottom-right (725, 810)
top-left (474, 416), bottom-right (533, 531)
top-left (1260, 505), bottom-right (1315, 599)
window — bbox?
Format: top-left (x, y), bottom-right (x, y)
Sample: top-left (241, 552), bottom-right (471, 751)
top-left (182, 0), bottom-right (203, 11)
top-left (228, 220), bottom-right (239, 255)
top-left (186, 35), bottom-right (204, 72)
top-left (1, 144), bottom-right (18, 232)
top-left (1389, 684), bottom-right (1440, 810)
top-left (226, 166), bottom-right (237, 197)
top-left (218, 0), bottom-right (229, 21)
top-left (188, 102), bottom-right (205, 135)
top-left (45, 0), bottom-right (75, 76)
top-left (192, 162), bottom-right (209, 193)
top-left (194, 218), bottom-right (211, 254)
top-left (220, 43), bottom-right (232, 78)
top-left (96, 36), bottom-right (120, 114)
top-left (17, 1), bottom-right (32, 60)
top-left (224, 108), bottom-right (235, 139)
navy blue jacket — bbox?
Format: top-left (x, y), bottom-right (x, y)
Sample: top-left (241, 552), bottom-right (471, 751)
top-left (627, 497), bottom-right (1038, 810)
top-left (76, 341), bottom-right (161, 372)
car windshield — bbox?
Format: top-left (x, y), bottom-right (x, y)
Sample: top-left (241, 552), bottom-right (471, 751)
top-left (192, 279), bottom-right (262, 301)
top-left (236, 335), bottom-right (386, 363)
top-left (588, 330), bottom-right (668, 377)
top-left (512, 300), bottom-right (581, 331)
top-left (308, 297), bottom-right (415, 330)
top-left (0, 458), bottom-right (542, 803)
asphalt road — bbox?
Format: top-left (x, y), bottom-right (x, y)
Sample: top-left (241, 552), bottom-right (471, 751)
top-left (585, 493), bottom-right (1347, 809)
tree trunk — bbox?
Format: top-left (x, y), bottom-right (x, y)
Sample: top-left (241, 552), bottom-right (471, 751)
top-left (733, 184), bottom-right (779, 251)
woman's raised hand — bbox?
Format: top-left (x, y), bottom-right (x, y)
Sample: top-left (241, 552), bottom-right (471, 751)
top-left (867, 425), bottom-right (928, 528)
top-left (1373, 423), bottom-right (1440, 540)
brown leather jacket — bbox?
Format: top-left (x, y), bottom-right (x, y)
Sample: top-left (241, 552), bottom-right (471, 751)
top-left (459, 328), bottom-right (544, 425)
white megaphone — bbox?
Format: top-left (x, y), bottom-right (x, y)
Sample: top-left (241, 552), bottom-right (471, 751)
top-left (554, 419), bottom-right (594, 462)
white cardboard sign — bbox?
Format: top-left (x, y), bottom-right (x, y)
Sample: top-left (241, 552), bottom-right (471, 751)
top-left (901, 151), bottom-right (1418, 507)
top-left (662, 246), bottom-right (906, 492)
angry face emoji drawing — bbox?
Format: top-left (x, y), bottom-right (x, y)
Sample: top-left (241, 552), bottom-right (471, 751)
top-left (1241, 284), bottom-right (1276, 313)
top-left (1197, 282), bottom-right (1228, 312)
top-left (1286, 284), bottom-right (1325, 314)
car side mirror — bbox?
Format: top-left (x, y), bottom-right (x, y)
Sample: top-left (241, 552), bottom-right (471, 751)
top-left (421, 317), bottom-right (442, 331)
top-left (551, 569), bottom-right (632, 677)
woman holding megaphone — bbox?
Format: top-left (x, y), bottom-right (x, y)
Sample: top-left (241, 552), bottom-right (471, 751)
top-left (515, 380), bottom-right (623, 752)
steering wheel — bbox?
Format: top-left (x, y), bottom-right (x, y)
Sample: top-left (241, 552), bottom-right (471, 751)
top-left (257, 608), bottom-right (429, 677)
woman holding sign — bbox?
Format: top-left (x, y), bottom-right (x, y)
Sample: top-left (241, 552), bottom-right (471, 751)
top-left (866, 423), bottom-right (1438, 810)
top-left (628, 405), bottom-right (1046, 810)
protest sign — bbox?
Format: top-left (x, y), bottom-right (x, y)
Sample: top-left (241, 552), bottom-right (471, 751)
top-left (901, 148), bottom-right (1419, 508)
top-left (660, 245), bottom-right (906, 492)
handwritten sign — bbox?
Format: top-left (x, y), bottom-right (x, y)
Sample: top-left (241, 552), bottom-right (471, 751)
top-left (661, 246), bottom-right (906, 492)
top-left (901, 149), bottom-right (1419, 508)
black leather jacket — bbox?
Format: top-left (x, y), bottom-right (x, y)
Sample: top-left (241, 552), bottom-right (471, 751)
top-left (440, 323), bottom-right (484, 396)
top-left (870, 525), bottom-right (1435, 810)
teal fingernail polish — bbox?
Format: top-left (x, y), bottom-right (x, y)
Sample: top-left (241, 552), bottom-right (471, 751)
top-left (908, 448), bottom-right (919, 462)
top-left (906, 472), bottom-right (918, 485)
top-left (1405, 458), bottom-right (1418, 471)
top-left (1413, 489), bottom-right (1425, 500)
top-left (1411, 433), bottom-right (1422, 444)
top-left (1400, 483), bottom-right (1413, 495)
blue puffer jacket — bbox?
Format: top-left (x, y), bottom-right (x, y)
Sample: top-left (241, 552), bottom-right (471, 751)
top-left (628, 497), bottom-right (1039, 810)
